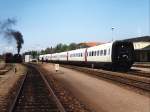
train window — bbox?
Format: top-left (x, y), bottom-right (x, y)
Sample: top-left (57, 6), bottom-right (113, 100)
top-left (94, 51), bottom-right (96, 56)
top-left (93, 51), bottom-right (95, 56)
top-left (104, 50), bottom-right (106, 55)
top-left (100, 50), bottom-right (103, 55)
top-left (90, 52), bottom-right (91, 56)
top-left (97, 51), bottom-right (99, 56)
top-left (92, 51), bottom-right (94, 56)
top-left (81, 53), bottom-right (82, 57)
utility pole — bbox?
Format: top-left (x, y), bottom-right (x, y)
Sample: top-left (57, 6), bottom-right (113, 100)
top-left (111, 27), bottom-right (114, 41)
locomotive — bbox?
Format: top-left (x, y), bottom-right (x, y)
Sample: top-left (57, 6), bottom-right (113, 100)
top-left (39, 41), bottom-right (135, 71)
top-left (5, 53), bottom-right (22, 63)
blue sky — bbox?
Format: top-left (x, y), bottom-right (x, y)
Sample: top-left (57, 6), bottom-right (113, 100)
top-left (0, 0), bottom-right (149, 53)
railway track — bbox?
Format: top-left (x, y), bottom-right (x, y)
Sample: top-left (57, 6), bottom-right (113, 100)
top-left (61, 65), bottom-right (150, 92)
top-left (9, 65), bottom-right (65, 112)
top-left (133, 64), bottom-right (150, 69)
top-left (127, 70), bottom-right (150, 78)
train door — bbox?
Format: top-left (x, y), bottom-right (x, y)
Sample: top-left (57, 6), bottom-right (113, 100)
top-left (67, 52), bottom-right (69, 61)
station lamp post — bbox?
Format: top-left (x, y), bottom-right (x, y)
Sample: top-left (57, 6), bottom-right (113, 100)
top-left (111, 27), bottom-right (115, 41)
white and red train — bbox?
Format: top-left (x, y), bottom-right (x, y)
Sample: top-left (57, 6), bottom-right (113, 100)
top-left (39, 41), bottom-right (134, 71)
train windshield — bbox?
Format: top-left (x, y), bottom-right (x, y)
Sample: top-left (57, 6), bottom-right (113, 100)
top-left (112, 41), bottom-right (134, 66)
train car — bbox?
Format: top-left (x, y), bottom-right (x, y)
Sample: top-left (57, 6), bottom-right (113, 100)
top-left (51, 53), bottom-right (59, 62)
top-left (85, 41), bottom-right (134, 70)
top-left (57, 52), bottom-right (68, 63)
top-left (5, 53), bottom-right (13, 63)
top-left (5, 53), bottom-right (23, 63)
top-left (67, 48), bottom-right (86, 66)
top-left (13, 54), bottom-right (23, 63)
top-left (39, 41), bottom-right (134, 71)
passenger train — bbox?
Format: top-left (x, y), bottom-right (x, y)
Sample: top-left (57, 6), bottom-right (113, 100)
top-left (39, 41), bottom-right (135, 71)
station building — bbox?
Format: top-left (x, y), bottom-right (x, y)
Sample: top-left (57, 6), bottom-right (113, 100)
top-left (124, 36), bottom-right (150, 62)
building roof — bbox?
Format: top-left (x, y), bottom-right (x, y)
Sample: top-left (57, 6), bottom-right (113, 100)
top-left (124, 36), bottom-right (150, 42)
top-left (78, 42), bottom-right (103, 47)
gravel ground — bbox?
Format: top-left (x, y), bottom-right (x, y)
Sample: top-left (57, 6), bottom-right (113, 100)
top-left (40, 63), bottom-right (150, 112)
top-left (0, 63), bottom-right (5, 70)
top-left (131, 66), bottom-right (150, 73)
top-left (36, 64), bottom-right (92, 112)
top-left (0, 64), bottom-right (27, 112)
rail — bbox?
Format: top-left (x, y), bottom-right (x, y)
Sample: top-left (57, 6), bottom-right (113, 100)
top-left (9, 64), bottom-right (66, 112)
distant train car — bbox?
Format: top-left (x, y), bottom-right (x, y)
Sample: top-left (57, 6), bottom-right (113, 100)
top-left (5, 53), bottom-right (22, 63)
top-left (5, 53), bottom-right (13, 63)
top-left (39, 41), bottom-right (134, 71)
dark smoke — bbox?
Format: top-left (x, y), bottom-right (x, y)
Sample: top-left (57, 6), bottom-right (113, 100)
top-left (0, 18), bottom-right (24, 54)
top-left (6, 30), bottom-right (24, 54)
top-left (0, 18), bottom-right (16, 31)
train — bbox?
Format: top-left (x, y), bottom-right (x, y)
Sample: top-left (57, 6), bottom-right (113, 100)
top-left (39, 41), bottom-right (135, 71)
top-left (5, 53), bottom-right (23, 63)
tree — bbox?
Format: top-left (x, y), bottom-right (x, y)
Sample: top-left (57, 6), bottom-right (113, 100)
top-left (68, 43), bottom-right (78, 50)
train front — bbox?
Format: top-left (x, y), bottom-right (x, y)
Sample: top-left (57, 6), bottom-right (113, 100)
top-left (111, 41), bottom-right (134, 71)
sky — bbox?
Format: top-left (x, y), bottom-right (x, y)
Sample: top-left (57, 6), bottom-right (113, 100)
top-left (0, 0), bottom-right (149, 54)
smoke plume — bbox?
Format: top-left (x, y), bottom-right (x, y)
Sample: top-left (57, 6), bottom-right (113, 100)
top-left (0, 18), bottom-right (24, 54)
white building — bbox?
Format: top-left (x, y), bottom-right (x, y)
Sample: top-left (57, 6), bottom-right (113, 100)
top-left (25, 55), bottom-right (32, 62)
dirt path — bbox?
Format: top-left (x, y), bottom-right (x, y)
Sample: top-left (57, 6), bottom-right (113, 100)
top-left (41, 63), bottom-right (150, 112)
top-left (0, 64), bottom-right (27, 112)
